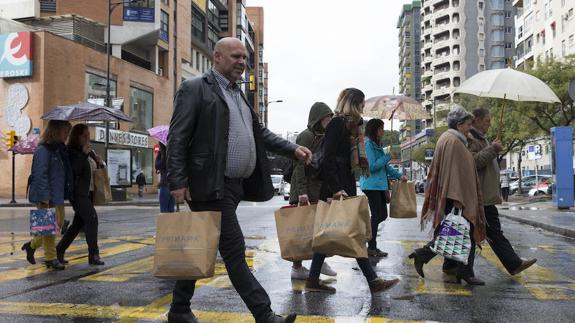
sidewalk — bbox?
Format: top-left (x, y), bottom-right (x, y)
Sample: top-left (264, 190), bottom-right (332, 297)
top-left (0, 192), bottom-right (160, 208)
top-left (499, 195), bottom-right (575, 239)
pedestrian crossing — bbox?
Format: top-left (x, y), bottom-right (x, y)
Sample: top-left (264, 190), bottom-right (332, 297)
top-left (0, 234), bottom-right (574, 322)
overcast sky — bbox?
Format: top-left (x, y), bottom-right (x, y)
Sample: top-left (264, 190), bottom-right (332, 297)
top-left (246, 0), bottom-right (407, 136)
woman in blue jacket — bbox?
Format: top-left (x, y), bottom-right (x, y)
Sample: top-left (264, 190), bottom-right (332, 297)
top-left (360, 119), bottom-right (406, 258)
top-left (23, 120), bottom-right (73, 270)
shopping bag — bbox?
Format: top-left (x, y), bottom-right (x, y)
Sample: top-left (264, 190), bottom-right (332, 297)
top-left (153, 210), bottom-right (222, 280)
top-left (430, 208), bottom-right (472, 265)
top-left (274, 203), bottom-right (316, 261)
top-left (312, 196), bottom-right (371, 258)
top-left (389, 181), bottom-right (417, 218)
top-left (93, 167), bottom-right (112, 205)
top-left (30, 208), bottom-right (60, 236)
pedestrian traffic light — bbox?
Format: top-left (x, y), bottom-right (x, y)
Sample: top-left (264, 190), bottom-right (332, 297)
top-left (4, 130), bottom-right (16, 150)
top-left (249, 74), bottom-right (255, 91)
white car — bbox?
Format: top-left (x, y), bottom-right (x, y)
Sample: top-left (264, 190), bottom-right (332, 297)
top-left (282, 182), bottom-right (291, 201)
top-left (271, 175), bottom-right (283, 195)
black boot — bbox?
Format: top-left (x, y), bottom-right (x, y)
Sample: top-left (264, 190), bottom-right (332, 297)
top-left (88, 254), bottom-right (105, 266)
top-left (408, 251), bottom-right (426, 278)
top-left (56, 247), bottom-right (69, 265)
top-left (45, 259), bottom-right (65, 270)
top-left (21, 242), bottom-right (36, 265)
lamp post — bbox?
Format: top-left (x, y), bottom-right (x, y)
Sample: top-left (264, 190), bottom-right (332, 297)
top-left (106, 0), bottom-right (125, 149)
top-left (264, 99), bottom-right (283, 128)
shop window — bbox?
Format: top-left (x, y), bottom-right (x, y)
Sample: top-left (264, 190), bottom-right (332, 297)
top-left (130, 87), bottom-right (153, 132)
top-left (85, 72), bottom-right (118, 127)
top-left (132, 148), bottom-right (154, 185)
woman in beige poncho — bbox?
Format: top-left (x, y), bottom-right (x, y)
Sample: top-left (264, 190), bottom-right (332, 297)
top-left (408, 105), bottom-right (487, 286)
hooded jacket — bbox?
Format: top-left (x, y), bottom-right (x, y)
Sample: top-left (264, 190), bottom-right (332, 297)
top-left (289, 102), bottom-right (333, 204)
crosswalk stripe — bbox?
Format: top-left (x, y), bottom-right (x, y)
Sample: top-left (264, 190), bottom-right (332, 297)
top-left (0, 238), bottom-right (154, 282)
top-left (80, 256), bottom-right (153, 282)
top-left (0, 301), bottom-right (440, 322)
top-left (479, 245), bottom-right (575, 300)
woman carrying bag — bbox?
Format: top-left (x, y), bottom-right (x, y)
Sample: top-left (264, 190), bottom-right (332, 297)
top-left (409, 105), bottom-right (487, 285)
top-left (56, 124), bottom-right (104, 266)
top-left (23, 120), bottom-right (73, 270)
top-left (360, 119), bottom-right (407, 258)
top-left (305, 88), bottom-right (400, 294)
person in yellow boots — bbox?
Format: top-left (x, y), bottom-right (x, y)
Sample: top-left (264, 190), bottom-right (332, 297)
top-left (23, 120), bottom-right (73, 270)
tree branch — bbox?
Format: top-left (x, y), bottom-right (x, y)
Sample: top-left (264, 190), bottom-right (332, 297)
top-left (529, 116), bottom-right (549, 133)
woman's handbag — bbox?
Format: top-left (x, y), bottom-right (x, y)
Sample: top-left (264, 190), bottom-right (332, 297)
top-left (30, 208), bottom-right (60, 236)
top-left (153, 210), bottom-right (222, 280)
top-left (93, 167), bottom-right (112, 205)
top-left (430, 208), bottom-right (472, 265)
top-left (312, 196), bottom-right (371, 258)
top-left (274, 203), bottom-right (316, 261)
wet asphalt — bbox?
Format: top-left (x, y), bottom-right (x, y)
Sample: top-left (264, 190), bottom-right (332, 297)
top-left (0, 195), bottom-right (574, 322)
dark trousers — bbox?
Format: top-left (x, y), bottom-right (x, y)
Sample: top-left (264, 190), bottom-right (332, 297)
top-left (443, 205), bottom-right (523, 274)
top-left (418, 200), bottom-right (476, 278)
top-left (501, 187), bottom-right (510, 202)
top-left (170, 180), bottom-right (272, 321)
top-left (363, 190), bottom-right (388, 250)
top-left (159, 185), bottom-right (175, 213)
top-left (309, 252), bottom-right (377, 282)
top-left (57, 195), bottom-right (100, 256)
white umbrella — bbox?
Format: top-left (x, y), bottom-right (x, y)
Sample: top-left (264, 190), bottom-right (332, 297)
top-left (453, 68), bottom-right (561, 137)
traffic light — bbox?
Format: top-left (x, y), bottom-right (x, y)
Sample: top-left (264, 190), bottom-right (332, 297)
top-left (249, 74), bottom-right (255, 91)
top-left (4, 130), bottom-right (16, 150)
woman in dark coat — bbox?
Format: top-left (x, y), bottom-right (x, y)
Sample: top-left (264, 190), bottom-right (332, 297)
top-left (56, 124), bottom-right (104, 265)
top-left (304, 88), bottom-right (400, 294)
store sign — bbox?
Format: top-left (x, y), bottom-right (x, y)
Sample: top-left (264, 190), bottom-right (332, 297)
top-left (527, 144), bottom-right (542, 161)
top-left (95, 127), bottom-right (149, 148)
top-left (123, 7), bottom-right (155, 22)
top-left (0, 32), bottom-right (32, 78)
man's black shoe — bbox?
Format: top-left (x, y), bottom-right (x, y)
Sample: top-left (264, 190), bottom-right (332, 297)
top-left (167, 311), bottom-right (202, 323)
top-left (258, 312), bottom-right (297, 323)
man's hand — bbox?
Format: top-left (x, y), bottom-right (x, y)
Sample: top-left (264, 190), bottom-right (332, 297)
top-left (294, 146), bottom-right (312, 165)
top-left (333, 190), bottom-right (348, 200)
top-left (298, 194), bottom-right (309, 205)
top-left (400, 175), bottom-right (408, 182)
top-left (492, 139), bottom-right (503, 153)
top-left (171, 188), bottom-right (191, 203)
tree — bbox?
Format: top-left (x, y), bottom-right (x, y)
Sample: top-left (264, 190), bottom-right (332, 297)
top-left (381, 130), bottom-right (400, 146)
top-left (412, 126), bottom-right (447, 167)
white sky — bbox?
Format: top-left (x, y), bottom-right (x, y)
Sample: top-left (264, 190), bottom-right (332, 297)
top-left (246, 0), bottom-right (407, 136)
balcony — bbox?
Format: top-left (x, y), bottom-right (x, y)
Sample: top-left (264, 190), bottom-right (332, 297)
top-left (432, 0), bottom-right (449, 7)
top-left (433, 85), bottom-right (453, 97)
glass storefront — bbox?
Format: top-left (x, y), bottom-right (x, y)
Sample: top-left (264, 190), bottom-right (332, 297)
top-left (131, 147), bottom-right (154, 184)
top-left (129, 86), bottom-right (153, 132)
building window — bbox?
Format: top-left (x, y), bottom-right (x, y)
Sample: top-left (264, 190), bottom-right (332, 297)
top-left (491, 0), bottom-right (504, 10)
top-left (85, 72), bottom-right (117, 105)
top-left (505, 11), bottom-right (512, 18)
top-left (505, 26), bottom-right (513, 33)
top-left (479, 2), bottom-right (484, 9)
top-left (130, 86), bottom-right (153, 132)
top-left (131, 148), bottom-right (154, 185)
top-left (160, 10), bottom-right (169, 42)
top-left (569, 34), bottom-right (574, 48)
top-left (196, 52), bottom-right (200, 70)
top-left (480, 48), bottom-right (485, 56)
top-left (505, 42), bottom-right (513, 48)
top-left (208, 0), bottom-right (219, 27)
top-left (208, 25), bottom-right (219, 51)
top-left (192, 7), bottom-right (206, 42)
top-left (124, 0), bottom-right (155, 8)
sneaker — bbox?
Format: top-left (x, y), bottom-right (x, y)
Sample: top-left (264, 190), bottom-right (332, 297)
top-left (290, 266), bottom-right (310, 280)
top-left (320, 262), bottom-right (337, 276)
top-left (368, 278), bottom-right (400, 294)
top-left (305, 278), bottom-right (336, 293)
top-left (367, 248), bottom-right (388, 258)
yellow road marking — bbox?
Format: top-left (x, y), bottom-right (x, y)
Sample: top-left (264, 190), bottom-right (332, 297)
top-left (480, 245), bottom-right (575, 300)
top-left (0, 238), bottom-right (154, 282)
top-left (80, 256), bottom-right (153, 282)
top-left (0, 301), bottom-right (439, 322)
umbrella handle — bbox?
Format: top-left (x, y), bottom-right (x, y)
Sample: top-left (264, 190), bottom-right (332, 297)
top-left (497, 96), bottom-right (506, 140)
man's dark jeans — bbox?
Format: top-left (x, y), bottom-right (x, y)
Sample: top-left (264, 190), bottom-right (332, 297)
top-left (169, 179), bottom-right (272, 321)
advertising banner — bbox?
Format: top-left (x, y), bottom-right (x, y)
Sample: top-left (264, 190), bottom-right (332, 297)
top-left (107, 149), bottom-right (132, 187)
top-left (0, 32), bottom-right (32, 78)
top-left (123, 7), bottom-right (155, 22)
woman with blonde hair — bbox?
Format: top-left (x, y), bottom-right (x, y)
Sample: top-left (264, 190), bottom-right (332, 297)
top-left (23, 120), bottom-right (73, 270)
top-left (305, 88), bottom-right (400, 294)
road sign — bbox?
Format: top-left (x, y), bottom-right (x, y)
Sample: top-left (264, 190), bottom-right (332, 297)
top-left (527, 144), bottom-right (542, 160)
top-left (424, 148), bottom-right (434, 160)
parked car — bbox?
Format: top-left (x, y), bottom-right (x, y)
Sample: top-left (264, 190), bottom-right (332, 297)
top-left (271, 174), bottom-right (283, 195)
top-left (528, 179), bottom-right (553, 196)
top-left (510, 175), bottom-right (551, 195)
top-left (282, 182), bottom-right (291, 201)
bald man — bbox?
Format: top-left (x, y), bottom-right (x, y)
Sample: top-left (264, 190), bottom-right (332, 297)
top-left (166, 37), bottom-right (307, 323)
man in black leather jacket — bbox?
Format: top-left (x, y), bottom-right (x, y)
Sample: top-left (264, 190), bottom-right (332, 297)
top-left (166, 37), bottom-right (311, 323)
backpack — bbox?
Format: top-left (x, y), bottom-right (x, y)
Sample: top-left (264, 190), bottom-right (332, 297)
top-left (304, 135), bottom-right (326, 179)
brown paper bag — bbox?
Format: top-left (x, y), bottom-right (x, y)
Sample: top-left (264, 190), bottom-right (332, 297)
top-left (93, 168), bottom-right (112, 205)
top-left (389, 181), bottom-right (417, 218)
top-left (274, 203), bottom-right (316, 261)
top-left (312, 196), bottom-right (371, 258)
top-left (153, 210), bottom-right (222, 280)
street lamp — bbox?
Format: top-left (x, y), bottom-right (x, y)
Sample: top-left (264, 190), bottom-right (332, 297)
top-left (264, 99), bottom-right (283, 128)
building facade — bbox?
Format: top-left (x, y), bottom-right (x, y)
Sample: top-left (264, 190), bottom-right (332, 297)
top-left (514, 0), bottom-right (575, 69)
top-left (420, 0), bottom-right (515, 124)
top-left (0, 0), bottom-right (267, 198)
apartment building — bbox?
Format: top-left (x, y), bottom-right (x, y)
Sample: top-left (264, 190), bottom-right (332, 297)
top-left (420, 0), bottom-right (515, 122)
top-left (398, 1), bottom-right (424, 143)
top-left (514, 0), bottom-right (575, 69)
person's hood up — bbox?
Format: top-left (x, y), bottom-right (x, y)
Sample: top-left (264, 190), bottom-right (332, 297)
top-left (307, 102), bottom-right (333, 131)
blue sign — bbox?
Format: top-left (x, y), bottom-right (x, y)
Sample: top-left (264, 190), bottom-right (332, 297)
top-left (550, 127), bottom-right (574, 209)
top-left (123, 7), bottom-right (155, 23)
top-left (0, 32), bottom-right (32, 78)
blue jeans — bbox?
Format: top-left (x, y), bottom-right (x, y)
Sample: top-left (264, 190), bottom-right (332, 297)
top-left (159, 186), bottom-right (175, 213)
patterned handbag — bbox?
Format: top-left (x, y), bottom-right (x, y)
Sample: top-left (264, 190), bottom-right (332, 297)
top-left (430, 208), bottom-right (472, 265)
top-left (30, 208), bottom-right (60, 236)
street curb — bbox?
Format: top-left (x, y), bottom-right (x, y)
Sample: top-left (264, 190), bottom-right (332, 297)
top-left (499, 212), bottom-right (575, 239)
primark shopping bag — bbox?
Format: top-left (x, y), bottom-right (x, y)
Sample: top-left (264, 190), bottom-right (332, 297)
top-left (93, 167), bottom-right (112, 205)
top-left (153, 210), bottom-right (222, 280)
top-left (389, 181), bottom-right (417, 219)
top-left (312, 196), bottom-right (371, 258)
top-left (30, 208), bottom-right (60, 236)
top-left (274, 203), bottom-right (317, 261)
top-left (430, 208), bottom-right (472, 265)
